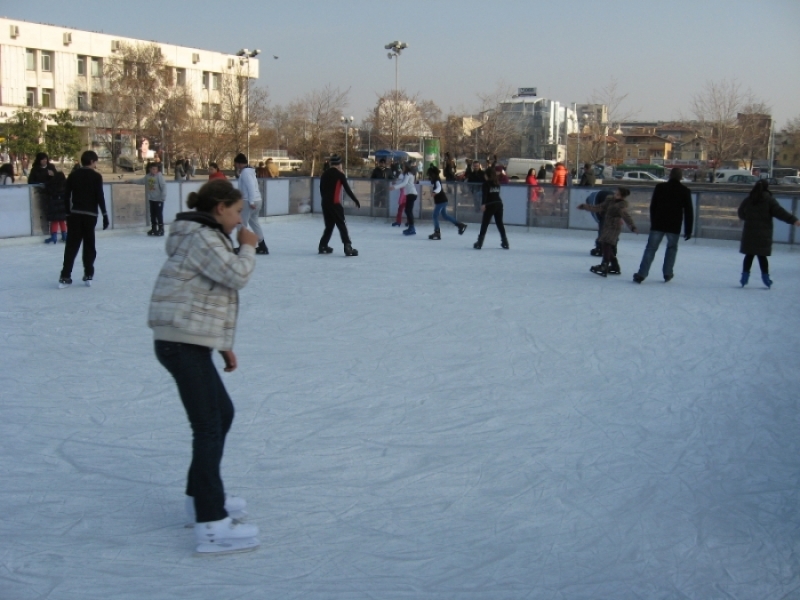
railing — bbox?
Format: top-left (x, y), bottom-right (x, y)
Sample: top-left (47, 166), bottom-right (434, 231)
top-left (1, 178), bottom-right (798, 246)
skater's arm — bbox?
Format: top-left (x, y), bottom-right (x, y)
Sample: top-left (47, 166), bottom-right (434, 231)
top-left (682, 189), bottom-right (694, 239)
top-left (769, 198), bottom-right (799, 226)
top-left (126, 177), bottom-right (147, 185)
top-left (189, 230), bottom-right (256, 291)
top-left (339, 172), bottom-right (360, 206)
top-left (219, 349), bottom-right (237, 372)
top-left (622, 209), bottom-right (638, 233)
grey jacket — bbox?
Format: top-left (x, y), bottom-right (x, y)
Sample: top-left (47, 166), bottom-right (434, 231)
top-left (148, 213), bottom-right (256, 350)
top-left (130, 172), bottom-right (167, 202)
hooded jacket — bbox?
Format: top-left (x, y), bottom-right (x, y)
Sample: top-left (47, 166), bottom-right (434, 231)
top-left (738, 191), bottom-right (798, 256)
top-left (582, 196), bottom-right (637, 244)
top-left (148, 212), bottom-right (256, 351)
top-left (130, 172), bottom-right (167, 202)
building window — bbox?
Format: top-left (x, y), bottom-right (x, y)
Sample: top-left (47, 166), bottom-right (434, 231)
top-left (41, 52), bottom-right (53, 72)
top-left (77, 55), bottom-right (86, 76)
top-left (202, 71), bottom-right (210, 90)
top-left (26, 88), bottom-right (37, 107)
top-left (694, 152), bottom-right (701, 159)
top-left (26, 49), bottom-right (36, 71)
top-left (176, 68), bottom-right (186, 87)
top-left (41, 89), bottom-right (53, 108)
top-left (77, 92), bottom-right (88, 110)
top-left (638, 148), bottom-right (647, 158)
top-left (212, 104), bottom-right (221, 119)
top-left (626, 148), bottom-right (632, 157)
top-left (201, 102), bottom-right (210, 120)
top-left (91, 57), bottom-right (102, 77)
top-left (211, 73), bottom-right (221, 90)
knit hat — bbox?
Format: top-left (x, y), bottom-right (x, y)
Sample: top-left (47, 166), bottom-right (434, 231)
top-left (329, 154), bottom-right (342, 166)
top-left (233, 153), bottom-right (248, 165)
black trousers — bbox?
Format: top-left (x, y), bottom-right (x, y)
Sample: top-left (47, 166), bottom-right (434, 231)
top-left (478, 202), bottom-right (507, 241)
top-left (149, 200), bottom-right (164, 227)
top-left (743, 254), bottom-right (769, 273)
top-left (404, 194), bottom-right (417, 227)
top-left (320, 201), bottom-right (352, 247)
top-left (155, 341), bottom-right (234, 523)
top-left (61, 214), bottom-right (97, 279)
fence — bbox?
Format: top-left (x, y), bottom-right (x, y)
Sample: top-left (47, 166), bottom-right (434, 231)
top-left (2, 178), bottom-right (799, 246)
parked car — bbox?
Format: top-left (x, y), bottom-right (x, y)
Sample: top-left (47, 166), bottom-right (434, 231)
top-left (619, 171), bottom-right (666, 182)
top-left (780, 176), bottom-right (800, 185)
top-left (726, 174), bottom-right (759, 185)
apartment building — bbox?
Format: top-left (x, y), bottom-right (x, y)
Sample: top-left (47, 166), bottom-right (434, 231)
top-left (0, 17), bottom-right (258, 144)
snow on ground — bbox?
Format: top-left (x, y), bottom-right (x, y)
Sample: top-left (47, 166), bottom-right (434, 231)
top-left (1, 216), bottom-right (799, 600)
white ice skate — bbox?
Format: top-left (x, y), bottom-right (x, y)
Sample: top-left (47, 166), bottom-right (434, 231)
top-left (82, 275), bottom-right (93, 287)
top-left (185, 495), bottom-right (247, 527)
top-left (193, 516), bottom-right (259, 556)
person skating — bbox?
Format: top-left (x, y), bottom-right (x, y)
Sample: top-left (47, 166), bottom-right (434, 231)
top-left (587, 190), bottom-right (614, 257)
top-left (391, 162), bottom-right (418, 235)
top-left (58, 151), bottom-right (108, 288)
top-left (578, 187), bottom-right (638, 277)
top-left (127, 162), bottom-right (167, 236)
top-left (474, 165), bottom-right (508, 250)
top-left (318, 155), bottom-right (361, 256)
top-left (633, 167), bottom-right (694, 283)
top-left (737, 180), bottom-right (800, 288)
top-left (149, 179), bottom-right (260, 555)
top-left (233, 153), bottom-right (268, 255)
top-left (428, 167), bottom-right (466, 239)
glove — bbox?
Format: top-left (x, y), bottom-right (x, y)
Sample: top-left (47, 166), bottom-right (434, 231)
top-left (353, 199), bottom-right (361, 209)
top-left (684, 234), bottom-right (691, 241)
top-left (102, 214), bottom-right (109, 230)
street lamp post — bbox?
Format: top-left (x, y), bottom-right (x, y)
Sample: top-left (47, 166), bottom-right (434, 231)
top-left (384, 41), bottom-right (408, 151)
top-left (340, 115), bottom-right (354, 176)
top-left (236, 48), bottom-right (260, 159)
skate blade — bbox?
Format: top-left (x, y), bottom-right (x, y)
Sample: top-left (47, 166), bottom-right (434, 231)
top-left (194, 537), bottom-right (259, 556)
top-left (184, 509), bottom-right (247, 528)
top-left (84, 281), bottom-right (92, 287)
top-left (58, 283), bottom-right (70, 289)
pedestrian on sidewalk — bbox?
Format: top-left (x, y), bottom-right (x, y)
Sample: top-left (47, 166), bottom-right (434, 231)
top-left (149, 178), bottom-right (260, 554)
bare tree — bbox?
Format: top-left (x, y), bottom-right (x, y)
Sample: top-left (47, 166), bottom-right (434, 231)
top-left (475, 83), bottom-right (520, 159)
top-left (585, 77), bottom-right (639, 165)
top-left (690, 79), bottom-right (763, 173)
top-left (777, 115), bottom-right (800, 167)
top-left (738, 101), bottom-right (772, 170)
top-left (370, 90), bottom-right (439, 151)
top-left (288, 85), bottom-right (349, 176)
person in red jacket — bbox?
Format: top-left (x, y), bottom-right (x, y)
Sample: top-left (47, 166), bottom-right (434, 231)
top-left (208, 163), bottom-right (227, 180)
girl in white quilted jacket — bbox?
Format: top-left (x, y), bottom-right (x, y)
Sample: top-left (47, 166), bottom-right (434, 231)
top-left (148, 179), bottom-right (260, 553)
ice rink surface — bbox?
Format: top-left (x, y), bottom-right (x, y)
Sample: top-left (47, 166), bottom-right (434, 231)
top-left (2, 216), bottom-right (799, 600)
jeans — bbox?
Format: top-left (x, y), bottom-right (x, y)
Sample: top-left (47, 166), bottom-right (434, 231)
top-left (154, 341), bottom-right (234, 523)
top-left (636, 230), bottom-right (680, 279)
top-left (240, 199), bottom-right (264, 242)
top-left (432, 203), bottom-right (458, 230)
top-left (149, 200), bottom-right (164, 227)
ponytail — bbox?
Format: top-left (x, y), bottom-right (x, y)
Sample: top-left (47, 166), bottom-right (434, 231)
top-left (186, 179), bottom-right (242, 213)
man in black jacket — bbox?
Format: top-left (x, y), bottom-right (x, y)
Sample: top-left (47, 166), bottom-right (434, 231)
top-left (319, 155), bottom-right (360, 256)
top-left (633, 167), bottom-right (694, 283)
top-left (59, 150), bottom-right (108, 288)
top-left (370, 158), bottom-right (391, 208)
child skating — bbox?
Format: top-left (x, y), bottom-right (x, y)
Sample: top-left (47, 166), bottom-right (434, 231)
top-left (578, 187), bottom-right (638, 277)
top-left (428, 167), bottom-right (467, 239)
top-left (737, 180), bottom-right (800, 288)
top-left (126, 162), bottom-right (167, 236)
top-left (148, 179), bottom-right (260, 555)
top-left (391, 162), bottom-right (418, 235)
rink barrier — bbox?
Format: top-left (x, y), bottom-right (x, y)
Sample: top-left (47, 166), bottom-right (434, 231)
top-left (2, 178), bottom-right (798, 245)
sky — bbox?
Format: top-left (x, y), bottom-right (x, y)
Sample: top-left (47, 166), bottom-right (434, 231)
top-left (4, 0), bottom-right (800, 126)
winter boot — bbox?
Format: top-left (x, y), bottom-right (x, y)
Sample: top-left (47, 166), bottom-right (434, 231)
top-left (457, 222), bottom-right (468, 235)
top-left (60, 231), bottom-right (67, 242)
top-left (607, 257), bottom-right (621, 275)
top-left (255, 240), bottom-right (269, 255)
top-left (318, 245), bottom-right (334, 254)
top-left (501, 238), bottom-right (509, 250)
top-left (402, 226), bottom-right (416, 236)
top-left (473, 236), bottom-right (484, 250)
top-left (590, 262), bottom-right (609, 277)
top-left (428, 229), bottom-right (441, 240)
top-left (740, 272), bottom-right (750, 287)
top-left (157, 224), bottom-right (165, 237)
top-left (633, 273), bottom-right (644, 284)
top-left (344, 244), bottom-right (359, 257)
top-left (45, 232), bottom-right (57, 244)
top-left (761, 273), bottom-right (772, 288)
top-left (147, 226), bottom-right (157, 236)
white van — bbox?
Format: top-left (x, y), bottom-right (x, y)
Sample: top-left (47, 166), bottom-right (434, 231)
top-left (714, 169), bottom-right (751, 183)
top-left (505, 158), bottom-right (556, 181)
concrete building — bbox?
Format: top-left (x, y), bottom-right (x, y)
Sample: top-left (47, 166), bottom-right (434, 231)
top-left (0, 17), bottom-right (258, 158)
top-left (498, 88), bottom-right (577, 160)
